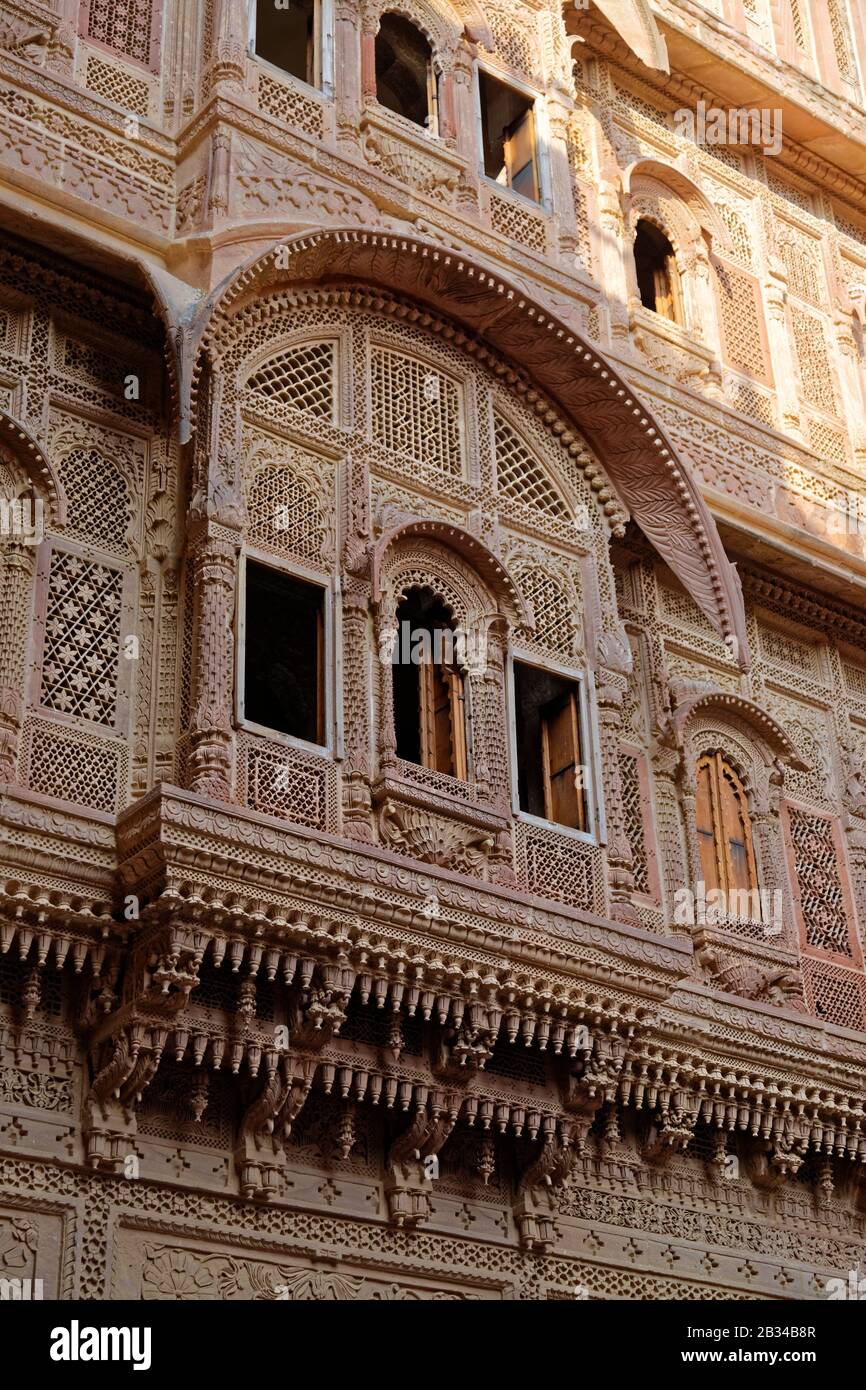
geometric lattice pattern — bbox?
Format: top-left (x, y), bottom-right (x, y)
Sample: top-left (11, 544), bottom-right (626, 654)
top-left (779, 226), bottom-right (822, 303)
top-left (39, 549), bottom-right (122, 726)
top-left (714, 263), bottom-right (766, 377)
top-left (828, 0), bottom-right (858, 83)
top-left (619, 751), bottom-right (650, 895)
top-left (516, 821), bottom-right (606, 914)
top-left (791, 306), bottom-right (837, 416)
top-left (802, 956), bottom-right (866, 1032)
top-left (488, 7), bottom-right (535, 75)
top-left (24, 717), bottom-right (123, 813)
top-left (85, 0), bottom-right (154, 65)
top-left (371, 347), bottom-right (463, 475)
top-left (56, 448), bottom-right (132, 553)
top-left (258, 72), bottom-right (325, 139)
top-left (240, 737), bottom-right (336, 831)
top-left (245, 465), bottom-right (324, 566)
top-left (489, 194), bottom-right (547, 252)
top-left (789, 808), bottom-right (852, 957)
top-left (717, 204), bottom-right (752, 266)
top-left (808, 417), bottom-right (848, 465)
top-left (494, 414), bottom-right (569, 517)
top-left (516, 567), bottom-right (576, 656)
top-left (246, 341), bottom-right (334, 419)
top-left (85, 53), bottom-right (150, 114)
top-left (757, 622), bottom-right (819, 676)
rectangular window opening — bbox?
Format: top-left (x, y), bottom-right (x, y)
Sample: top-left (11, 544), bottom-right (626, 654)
top-left (243, 560), bottom-right (325, 746)
top-left (478, 70), bottom-right (540, 203)
top-left (254, 0), bottom-right (320, 87)
top-left (514, 660), bottom-right (587, 831)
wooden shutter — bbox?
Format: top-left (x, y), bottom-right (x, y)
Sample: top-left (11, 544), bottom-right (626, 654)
top-left (695, 756), bottom-right (723, 891)
top-left (505, 108), bottom-right (539, 201)
top-left (541, 691), bottom-right (586, 831)
top-left (419, 650), bottom-right (467, 779)
top-left (696, 753), bottom-right (758, 896)
top-left (718, 759), bottom-right (757, 894)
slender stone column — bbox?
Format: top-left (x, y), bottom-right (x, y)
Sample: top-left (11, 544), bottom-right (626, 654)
top-left (187, 527), bottom-right (237, 801)
top-left (596, 669), bottom-right (638, 924)
top-left (0, 539), bottom-right (36, 783)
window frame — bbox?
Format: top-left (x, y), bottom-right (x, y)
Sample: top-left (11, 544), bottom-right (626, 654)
top-left (235, 548), bottom-right (334, 757)
top-left (373, 10), bottom-right (441, 137)
top-left (507, 650), bottom-right (601, 844)
top-left (248, 0), bottom-right (335, 98)
top-left (473, 61), bottom-right (552, 210)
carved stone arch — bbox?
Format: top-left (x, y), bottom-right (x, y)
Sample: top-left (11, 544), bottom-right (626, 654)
top-left (373, 519), bottom-right (528, 629)
top-left (0, 411), bottom-right (66, 526)
top-left (673, 692), bottom-right (806, 777)
top-left (192, 229), bottom-right (750, 666)
top-left (623, 161), bottom-right (732, 256)
top-left (363, 0), bottom-right (462, 65)
top-left (47, 416), bottom-right (140, 555)
top-left (676, 702), bottom-right (801, 952)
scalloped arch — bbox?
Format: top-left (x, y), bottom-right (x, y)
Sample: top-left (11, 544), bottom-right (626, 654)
top-left (187, 227), bottom-right (749, 667)
top-left (674, 693), bottom-right (807, 770)
top-left (0, 412), bottom-right (66, 525)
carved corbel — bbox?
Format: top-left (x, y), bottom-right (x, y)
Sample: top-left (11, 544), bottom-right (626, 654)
top-left (288, 956), bottom-right (356, 1048)
top-left (81, 924), bottom-right (201, 1171)
top-left (384, 1097), bottom-right (459, 1227)
top-left (513, 1118), bottom-right (575, 1254)
top-left (641, 1093), bottom-right (699, 1165)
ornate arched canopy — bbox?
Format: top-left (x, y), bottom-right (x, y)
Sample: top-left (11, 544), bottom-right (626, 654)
top-left (0, 410), bottom-right (66, 525)
top-left (673, 692), bottom-right (806, 770)
top-left (371, 519), bottom-right (530, 627)
top-left (185, 228), bottom-right (749, 667)
top-left (622, 159), bottom-right (733, 254)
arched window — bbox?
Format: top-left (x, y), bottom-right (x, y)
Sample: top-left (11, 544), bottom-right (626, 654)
top-left (695, 753), bottom-right (758, 897)
top-left (392, 587), bottom-right (467, 778)
top-left (633, 219), bottom-right (683, 325)
top-left (375, 13), bottom-right (438, 131)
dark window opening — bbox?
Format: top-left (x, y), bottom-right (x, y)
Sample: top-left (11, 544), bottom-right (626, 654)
top-left (514, 661), bottom-right (587, 831)
top-left (633, 219), bottom-right (683, 324)
top-left (254, 0), bottom-right (319, 87)
top-left (853, 312), bottom-right (866, 364)
top-left (392, 586), bottom-right (467, 778)
top-left (243, 560), bottom-right (325, 745)
top-left (479, 70), bottom-right (540, 202)
top-left (375, 13), bottom-right (438, 130)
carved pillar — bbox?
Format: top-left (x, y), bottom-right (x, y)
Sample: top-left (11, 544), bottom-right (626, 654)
top-left (598, 174), bottom-right (630, 342)
top-left (360, 13), bottom-right (377, 105)
top-left (763, 267), bottom-right (803, 439)
top-left (451, 49), bottom-right (480, 212)
top-left (595, 668), bottom-right (638, 924)
top-left (187, 526), bottom-right (237, 801)
top-left (832, 312), bottom-right (866, 456)
top-left (684, 235), bottom-right (724, 398)
top-left (437, 66), bottom-right (457, 145)
top-left (0, 539), bottom-right (36, 783)
top-left (341, 586), bottom-right (374, 840)
top-left (375, 604), bottom-right (397, 772)
top-left (207, 128), bottom-right (232, 220)
top-left (204, 0), bottom-right (246, 98)
top-left (545, 88), bottom-right (578, 257)
top-left (470, 625), bottom-right (514, 884)
top-left (651, 743), bottom-right (689, 926)
top-left (334, 0), bottom-right (363, 146)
